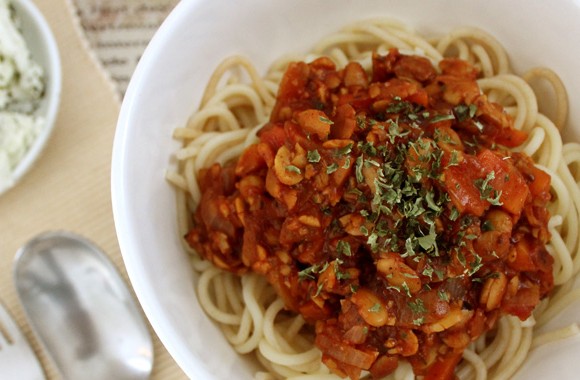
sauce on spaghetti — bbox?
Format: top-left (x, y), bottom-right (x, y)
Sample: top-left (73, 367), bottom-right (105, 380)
top-left (186, 49), bottom-right (553, 379)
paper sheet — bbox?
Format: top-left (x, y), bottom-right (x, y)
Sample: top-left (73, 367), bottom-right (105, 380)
top-left (71, 0), bottom-right (179, 96)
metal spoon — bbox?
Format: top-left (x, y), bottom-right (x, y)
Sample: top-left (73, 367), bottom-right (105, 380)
top-left (13, 231), bottom-right (153, 380)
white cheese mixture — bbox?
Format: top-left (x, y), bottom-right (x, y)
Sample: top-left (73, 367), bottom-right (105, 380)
top-left (0, 0), bottom-right (45, 191)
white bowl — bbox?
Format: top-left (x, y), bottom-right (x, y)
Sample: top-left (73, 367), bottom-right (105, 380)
top-left (2, 0), bottom-right (61, 194)
top-left (112, 0), bottom-right (580, 379)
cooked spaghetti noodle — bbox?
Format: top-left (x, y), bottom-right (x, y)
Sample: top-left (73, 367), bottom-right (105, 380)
top-left (167, 19), bottom-right (580, 380)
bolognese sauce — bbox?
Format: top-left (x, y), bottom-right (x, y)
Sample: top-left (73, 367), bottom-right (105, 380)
top-left (186, 49), bottom-right (553, 379)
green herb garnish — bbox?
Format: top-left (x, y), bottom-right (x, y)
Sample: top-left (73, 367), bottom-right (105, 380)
top-left (307, 150), bottom-right (321, 163)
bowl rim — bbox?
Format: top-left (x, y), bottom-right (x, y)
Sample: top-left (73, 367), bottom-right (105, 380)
top-left (112, 1), bottom-right (211, 377)
top-left (4, 0), bottom-right (62, 194)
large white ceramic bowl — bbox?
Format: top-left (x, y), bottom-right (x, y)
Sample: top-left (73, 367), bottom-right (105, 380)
top-left (3, 0), bottom-right (61, 194)
top-left (112, 1), bottom-right (580, 379)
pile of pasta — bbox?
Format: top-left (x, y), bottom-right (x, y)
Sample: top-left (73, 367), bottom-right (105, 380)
top-left (167, 19), bottom-right (580, 380)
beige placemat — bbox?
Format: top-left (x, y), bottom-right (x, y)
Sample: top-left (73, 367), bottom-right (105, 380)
top-left (0, 0), bottom-right (186, 378)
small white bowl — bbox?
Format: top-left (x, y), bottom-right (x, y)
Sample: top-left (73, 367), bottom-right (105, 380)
top-left (2, 0), bottom-right (62, 194)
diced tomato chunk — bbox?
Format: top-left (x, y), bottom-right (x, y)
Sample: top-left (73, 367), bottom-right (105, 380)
top-left (502, 284), bottom-right (540, 320)
top-left (369, 355), bottom-right (399, 379)
top-left (407, 89), bottom-right (429, 107)
top-left (439, 58), bottom-right (479, 79)
top-left (235, 144), bottom-right (267, 176)
top-left (477, 149), bottom-right (529, 216)
top-left (270, 62), bottom-right (310, 122)
top-left (494, 127), bottom-right (528, 147)
top-left (258, 123), bottom-right (286, 150)
top-left (331, 103), bottom-right (357, 139)
top-left (528, 165), bottom-right (551, 197)
top-left (443, 156), bottom-right (488, 216)
top-left (424, 352), bottom-right (463, 380)
top-left (509, 237), bottom-right (537, 271)
top-left (298, 300), bottom-right (332, 321)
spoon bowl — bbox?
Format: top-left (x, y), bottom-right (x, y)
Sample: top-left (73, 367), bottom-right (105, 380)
top-left (13, 231), bottom-right (153, 380)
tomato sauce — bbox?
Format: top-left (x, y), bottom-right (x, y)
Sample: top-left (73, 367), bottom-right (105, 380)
top-left (186, 49), bottom-right (553, 379)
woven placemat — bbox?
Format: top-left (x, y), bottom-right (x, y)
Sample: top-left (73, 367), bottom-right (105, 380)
top-left (0, 0), bottom-right (186, 378)
top-left (69, 0), bottom-right (179, 97)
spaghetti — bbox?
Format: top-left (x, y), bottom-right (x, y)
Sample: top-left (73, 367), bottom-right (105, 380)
top-left (167, 19), bottom-right (580, 380)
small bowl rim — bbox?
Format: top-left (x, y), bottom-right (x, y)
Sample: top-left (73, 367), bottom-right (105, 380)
top-left (2, 0), bottom-right (62, 194)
